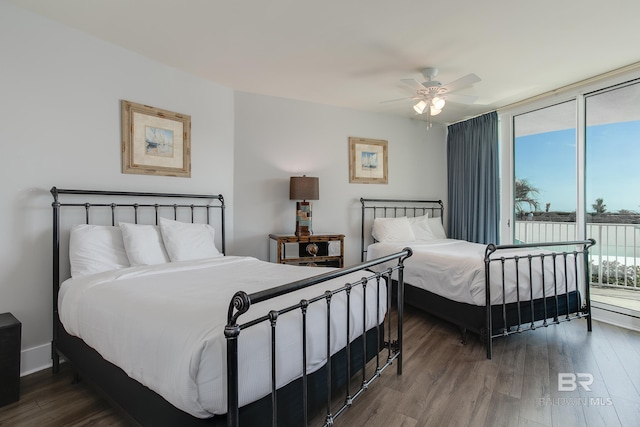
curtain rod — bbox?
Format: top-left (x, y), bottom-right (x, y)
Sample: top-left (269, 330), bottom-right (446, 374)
top-left (446, 111), bottom-right (497, 127)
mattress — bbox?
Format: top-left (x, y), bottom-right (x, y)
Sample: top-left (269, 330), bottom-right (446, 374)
top-left (366, 239), bottom-right (577, 306)
top-left (58, 256), bottom-right (387, 418)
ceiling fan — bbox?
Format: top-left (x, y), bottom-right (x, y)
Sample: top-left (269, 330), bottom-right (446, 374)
top-left (393, 67), bottom-right (481, 118)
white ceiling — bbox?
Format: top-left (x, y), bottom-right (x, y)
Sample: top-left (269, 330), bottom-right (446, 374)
top-left (8, 0), bottom-right (640, 125)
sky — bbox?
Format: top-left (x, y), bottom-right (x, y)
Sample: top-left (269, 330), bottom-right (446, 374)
top-left (515, 120), bottom-right (640, 213)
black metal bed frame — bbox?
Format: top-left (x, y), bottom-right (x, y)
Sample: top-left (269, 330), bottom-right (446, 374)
top-left (50, 187), bottom-right (412, 426)
top-left (360, 198), bottom-right (595, 359)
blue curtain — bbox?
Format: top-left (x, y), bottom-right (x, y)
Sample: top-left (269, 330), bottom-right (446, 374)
top-left (447, 111), bottom-right (499, 244)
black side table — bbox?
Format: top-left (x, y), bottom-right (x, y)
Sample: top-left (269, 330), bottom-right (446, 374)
top-left (0, 313), bottom-right (21, 407)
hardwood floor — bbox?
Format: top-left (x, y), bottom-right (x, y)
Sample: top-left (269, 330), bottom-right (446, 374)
top-left (333, 307), bottom-right (640, 427)
top-left (1, 306), bottom-right (639, 426)
top-left (0, 362), bottom-right (126, 426)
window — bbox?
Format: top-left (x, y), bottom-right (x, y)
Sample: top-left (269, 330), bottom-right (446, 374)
top-left (513, 100), bottom-right (577, 244)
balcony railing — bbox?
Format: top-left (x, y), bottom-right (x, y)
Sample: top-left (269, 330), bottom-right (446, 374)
top-left (514, 220), bottom-right (640, 289)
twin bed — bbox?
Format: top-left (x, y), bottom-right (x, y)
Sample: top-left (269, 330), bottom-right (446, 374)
top-left (51, 188), bottom-right (411, 426)
top-left (360, 198), bottom-right (595, 359)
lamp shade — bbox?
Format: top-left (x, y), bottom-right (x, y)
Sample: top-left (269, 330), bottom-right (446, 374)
top-left (289, 176), bottom-right (319, 201)
top-left (413, 100), bottom-right (427, 114)
top-left (432, 96), bottom-right (446, 110)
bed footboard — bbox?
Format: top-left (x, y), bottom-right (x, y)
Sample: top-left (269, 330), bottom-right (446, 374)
top-left (484, 239), bottom-right (595, 359)
top-left (225, 249), bottom-right (412, 427)
top-left (359, 197), bottom-right (597, 362)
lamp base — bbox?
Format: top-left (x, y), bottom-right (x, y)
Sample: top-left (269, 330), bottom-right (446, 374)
top-left (295, 201), bottom-right (313, 237)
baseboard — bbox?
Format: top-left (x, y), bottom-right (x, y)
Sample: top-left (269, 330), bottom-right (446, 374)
top-left (20, 342), bottom-right (52, 376)
top-left (591, 302), bottom-right (640, 332)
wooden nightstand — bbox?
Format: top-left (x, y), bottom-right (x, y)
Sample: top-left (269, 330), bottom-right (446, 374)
top-left (269, 233), bottom-right (344, 267)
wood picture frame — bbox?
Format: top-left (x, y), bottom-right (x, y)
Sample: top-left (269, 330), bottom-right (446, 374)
top-left (121, 100), bottom-right (191, 177)
top-left (349, 137), bottom-right (388, 184)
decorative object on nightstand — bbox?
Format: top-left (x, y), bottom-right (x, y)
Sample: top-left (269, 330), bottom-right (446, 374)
top-left (289, 175), bottom-right (319, 237)
top-left (269, 233), bottom-right (344, 267)
top-left (0, 312), bottom-right (21, 407)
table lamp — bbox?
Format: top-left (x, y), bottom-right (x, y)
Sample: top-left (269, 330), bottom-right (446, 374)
top-left (289, 175), bottom-right (319, 237)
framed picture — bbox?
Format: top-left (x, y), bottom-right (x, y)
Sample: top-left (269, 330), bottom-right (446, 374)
top-left (121, 100), bottom-right (191, 177)
top-left (349, 137), bottom-right (388, 184)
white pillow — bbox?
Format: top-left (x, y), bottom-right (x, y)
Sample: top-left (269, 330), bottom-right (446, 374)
top-left (158, 217), bottom-right (222, 262)
top-left (69, 224), bottom-right (130, 277)
top-left (408, 215), bottom-right (436, 241)
top-left (427, 217), bottom-right (447, 239)
top-left (371, 217), bottom-right (415, 242)
top-left (120, 223), bottom-right (170, 266)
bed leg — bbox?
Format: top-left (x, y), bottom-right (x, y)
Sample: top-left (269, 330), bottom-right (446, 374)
top-left (51, 344), bottom-right (59, 374)
top-left (459, 327), bottom-right (468, 345)
top-left (72, 371), bottom-right (81, 384)
top-left (479, 327), bottom-right (492, 359)
top-left (484, 330), bottom-right (492, 360)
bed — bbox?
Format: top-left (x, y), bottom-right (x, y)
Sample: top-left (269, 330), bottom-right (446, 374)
top-left (50, 187), bottom-right (412, 427)
top-left (359, 198), bottom-right (595, 359)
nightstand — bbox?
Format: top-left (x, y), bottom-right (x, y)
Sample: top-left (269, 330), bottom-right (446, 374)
top-left (269, 233), bottom-right (344, 267)
top-left (0, 313), bottom-right (21, 407)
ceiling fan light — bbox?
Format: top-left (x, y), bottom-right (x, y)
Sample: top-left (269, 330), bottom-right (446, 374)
top-left (413, 100), bottom-right (427, 114)
top-left (432, 97), bottom-right (446, 110)
top-left (430, 106), bottom-right (442, 116)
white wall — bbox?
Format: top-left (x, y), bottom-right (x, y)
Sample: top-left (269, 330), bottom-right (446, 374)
top-left (0, 1), bottom-right (448, 374)
top-left (234, 92), bottom-right (447, 265)
top-left (0, 1), bottom-right (235, 374)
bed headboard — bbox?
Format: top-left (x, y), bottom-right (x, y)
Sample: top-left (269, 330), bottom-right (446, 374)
top-left (360, 198), bottom-right (444, 262)
top-left (51, 186), bottom-right (225, 298)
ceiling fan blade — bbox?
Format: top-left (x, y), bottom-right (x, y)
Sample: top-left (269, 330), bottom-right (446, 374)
top-left (444, 93), bottom-right (478, 105)
top-left (379, 96), bottom-right (417, 104)
top-left (400, 78), bottom-right (426, 91)
top-left (441, 73), bottom-right (481, 93)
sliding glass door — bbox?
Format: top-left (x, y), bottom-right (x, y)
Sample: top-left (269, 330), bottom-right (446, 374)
top-left (506, 77), bottom-right (640, 316)
top-left (585, 81), bottom-right (640, 308)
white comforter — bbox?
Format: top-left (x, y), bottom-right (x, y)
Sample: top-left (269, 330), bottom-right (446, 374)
top-left (59, 256), bottom-right (387, 418)
top-left (366, 239), bottom-right (577, 306)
